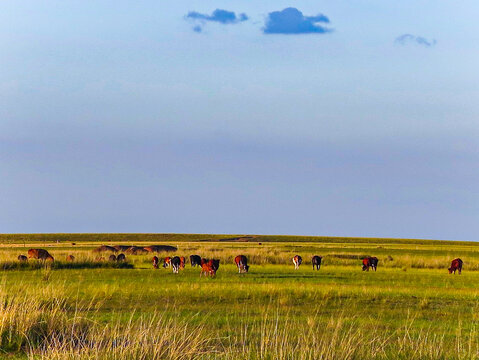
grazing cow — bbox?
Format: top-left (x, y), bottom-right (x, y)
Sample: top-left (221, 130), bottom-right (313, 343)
top-left (18, 255), bottom-right (28, 262)
top-left (234, 255), bottom-right (250, 273)
top-left (116, 253), bottom-right (126, 262)
top-left (190, 255), bottom-right (201, 267)
top-left (362, 257), bottom-right (379, 271)
top-left (312, 255), bottom-right (322, 270)
top-left (200, 258), bottom-right (220, 277)
top-left (109, 254), bottom-right (117, 262)
top-left (211, 259), bottom-right (220, 276)
top-left (163, 257), bottom-right (172, 268)
top-left (171, 256), bottom-right (181, 273)
top-left (449, 258), bottom-right (463, 274)
top-left (27, 249), bottom-right (54, 262)
top-left (292, 255), bottom-right (302, 269)
top-left (179, 256), bottom-right (186, 269)
top-left (66, 255), bottom-right (75, 262)
top-left (152, 256), bottom-right (159, 269)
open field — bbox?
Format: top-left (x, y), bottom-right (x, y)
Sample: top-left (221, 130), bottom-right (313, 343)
top-left (1, 234), bottom-right (479, 359)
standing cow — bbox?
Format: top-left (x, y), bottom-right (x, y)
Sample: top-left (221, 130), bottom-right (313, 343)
top-left (362, 257), bottom-right (379, 271)
top-left (179, 256), bottom-right (186, 269)
top-left (152, 256), bottom-right (159, 269)
top-left (448, 258), bottom-right (463, 274)
top-left (312, 255), bottom-right (322, 270)
top-left (190, 255), bottom-right (201, 267)
top-left (234, 255), bottom-right (250, 273)
top-left (200, 258), bottom-right (220, 277)
top-left (292, 255), bottom-right (302, 270)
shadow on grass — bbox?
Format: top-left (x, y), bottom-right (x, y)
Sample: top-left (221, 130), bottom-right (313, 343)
top-left (0, 261), bottom-right (134, 271)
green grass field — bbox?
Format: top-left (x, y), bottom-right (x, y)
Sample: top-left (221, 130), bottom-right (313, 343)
top-left (0, 234), bottom-right (478, 359)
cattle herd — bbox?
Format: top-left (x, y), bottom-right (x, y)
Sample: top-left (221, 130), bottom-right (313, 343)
top-left (17, 247), bottom-right (464, 276)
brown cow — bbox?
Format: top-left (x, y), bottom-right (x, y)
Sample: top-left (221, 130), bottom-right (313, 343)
top-left (292, 255), bottom-right (302, 269)
top-left (179, 256), bottom-right (186, 269)
top-left (163, 257), bottom-right (172, 268)
top-left (449, 258), bottom-right (463, 274)
top-left (28, 249), bottom-right (54, 262)
top-left (18, 255), bottom-right (28, 262)
top-left (152, 256), bottom-right (159, 269)
top-left (66, 255), bottom-right (75, 262)
top-left (362, 257), bottom-right (378, 271)
top-left (234, 255), bottom-right (249, 273)
top-left (109, 254), bottom-right (117, 262)
top-left (200, 258), bottom-right (220, 277)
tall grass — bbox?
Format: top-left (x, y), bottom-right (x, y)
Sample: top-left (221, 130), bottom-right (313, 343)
top-left (0, 289), bottom-right (477, 359)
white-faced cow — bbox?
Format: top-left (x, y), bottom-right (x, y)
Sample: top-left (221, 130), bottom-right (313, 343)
top-left (292, 255), bottom-right (302, 270)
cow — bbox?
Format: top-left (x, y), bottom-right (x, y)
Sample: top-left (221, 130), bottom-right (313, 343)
top-left (152, 256), bottom-right (159, 269)
top-left (109, 254), bottom-right (117, 262)
top-left (292, 255), bottom-right (302, 269)
top-left (190, 255), bottom-right (202, 267)
top-left (200, 258), bottom-right (220, 277)
top-left (449, 258), bottom-right (463, 274)
top-left (171, 256), bottom-right (181, 273)
top-left (179, 256), bottom-right (186, 270)
top-left (28, 249), bottom-right (54, 262)
top-left (66, 255), bottom-right (75, 262)
top-left (312, 255), bottom-right (322, 270)
top-left (18, 255), bottom-right (28, 262)
top-left (362, 257), bottom-right (379, 271)
top-left (116, 253), bottom-right (126, 262)
top-left (163, 257), bottom-right (172, 268)
top-left (234, 255), bottom-right (249, 273)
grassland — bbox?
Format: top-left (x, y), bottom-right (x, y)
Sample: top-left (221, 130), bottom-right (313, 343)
top-left (0, 233), bottom-right (479, 359)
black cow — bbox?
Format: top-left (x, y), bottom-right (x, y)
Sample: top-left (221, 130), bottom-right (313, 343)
top-left (116, 253), bottom-right (126, 262)
top-left (312, 255), bottom-right (322, 270)
top-left (362, 257), bottom-right (379, 271)
top-left (171, 256), bottom-right (181, 273)
top-left (190, 255), bottom-right (202, 267)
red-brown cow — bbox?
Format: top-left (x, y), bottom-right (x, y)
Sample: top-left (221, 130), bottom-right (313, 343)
top-left (234, 255), bottom-right (249, 273)
top-left (362, 257), bottom-right (378, 271)
top-left (163, 257), bottom-right (172, 268)
top-left (200, 258), bottom-right (220, 277)
top-left (152, 256), bottom-right (159, 269)
top-left (179, 256), bottom-right (186, 269)
top-left (448, 258), bottom-right (463, 274)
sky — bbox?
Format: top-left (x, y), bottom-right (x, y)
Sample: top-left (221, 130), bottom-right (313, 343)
top-left (0, 1), bottom-right (478, 240)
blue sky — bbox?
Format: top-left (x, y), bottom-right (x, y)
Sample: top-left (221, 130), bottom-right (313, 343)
top-left (0, 1), bottom-right (478, 240)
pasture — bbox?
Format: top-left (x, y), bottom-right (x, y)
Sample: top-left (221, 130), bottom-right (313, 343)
top-left (1, 234), bottom-right (479, 359)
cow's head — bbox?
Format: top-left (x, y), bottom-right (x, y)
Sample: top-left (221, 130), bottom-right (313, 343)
top-left (245, 264), bottom-right (250, 273)
top-left (362, 264), bottom-right (368, 271)
top-left (448, 267), bottom-right (453, 274)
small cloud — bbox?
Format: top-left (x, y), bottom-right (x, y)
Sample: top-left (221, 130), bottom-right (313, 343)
top-left (186, 9), bottom-right (248, 32)
top-left (263, 7), bottom-right (332, 35)
top-left (395, 34), bottom-right (437, 47)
